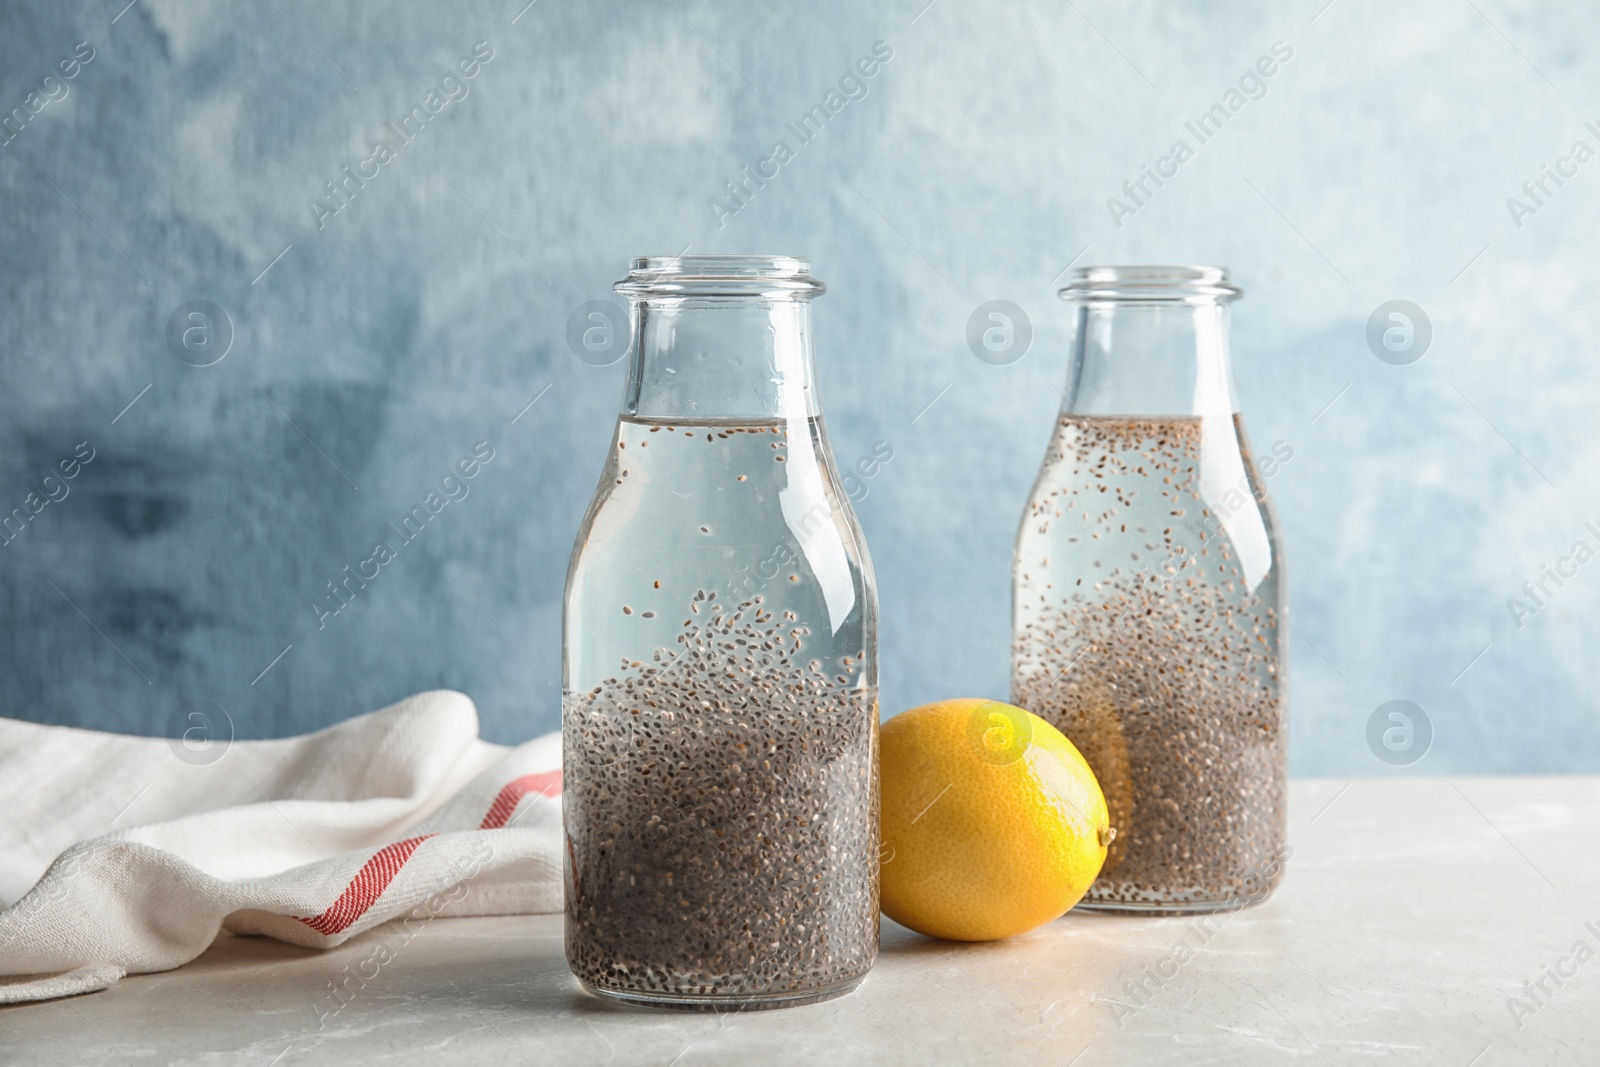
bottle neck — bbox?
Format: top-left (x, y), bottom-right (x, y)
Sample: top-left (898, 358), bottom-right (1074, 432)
top-left (623, 298), bottom-right (819, 421)
top-left (1063, 301), bottom-right (1238, 418)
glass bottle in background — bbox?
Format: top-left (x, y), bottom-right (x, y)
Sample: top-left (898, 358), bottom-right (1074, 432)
top-left (563, 255), bottom-right (880, 1008)
top-left (1011, 266), bottom-right (1287, 913)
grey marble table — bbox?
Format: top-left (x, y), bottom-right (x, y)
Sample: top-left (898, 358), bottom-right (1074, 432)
top-left (3, 778), bottom-right (1596, 1066)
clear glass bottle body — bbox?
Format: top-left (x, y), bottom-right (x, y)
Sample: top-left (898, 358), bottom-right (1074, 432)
top-left (1010, 267), bottom-right (1287, 913)
top-left (563, 256), bottom-right (880, 1008)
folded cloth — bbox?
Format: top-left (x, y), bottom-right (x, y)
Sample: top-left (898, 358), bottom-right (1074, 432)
top-left (0, 691), bottom-right (562, 1005)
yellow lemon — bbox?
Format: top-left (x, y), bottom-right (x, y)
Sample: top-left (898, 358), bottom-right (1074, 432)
top-left (879, 698), bottom-right (1113, 941)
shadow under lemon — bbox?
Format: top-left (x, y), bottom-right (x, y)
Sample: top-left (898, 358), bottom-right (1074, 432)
top-left (878, 698), bottom-right (1114, 942)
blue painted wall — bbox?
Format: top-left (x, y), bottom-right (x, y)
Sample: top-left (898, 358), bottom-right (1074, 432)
top-left (2, 0), bottom-right (1594, 773)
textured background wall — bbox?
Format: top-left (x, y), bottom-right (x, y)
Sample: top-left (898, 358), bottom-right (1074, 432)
top-left (2, 0), bottom-right (1596, 773)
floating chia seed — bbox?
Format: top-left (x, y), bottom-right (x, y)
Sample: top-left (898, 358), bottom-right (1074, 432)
top-left (563, 592), bottom-right (879, 1003)
top-left (1012, 415), bottom-right (1285, 911)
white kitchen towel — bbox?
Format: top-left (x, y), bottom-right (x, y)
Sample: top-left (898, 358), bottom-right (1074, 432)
top-left (0, 690), bottom-right (563, 1005)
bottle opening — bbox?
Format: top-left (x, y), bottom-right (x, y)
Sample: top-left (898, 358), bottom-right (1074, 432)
top-left (1060, 265), bottom-right (1241, 305)
top-left (616, 255), bottom-right (825, 298)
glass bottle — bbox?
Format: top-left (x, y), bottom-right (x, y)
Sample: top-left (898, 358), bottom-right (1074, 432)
top-left (562, 255), bottom-right (880, 1008)
top-left (1011, 266), bottom-right (1287, 913)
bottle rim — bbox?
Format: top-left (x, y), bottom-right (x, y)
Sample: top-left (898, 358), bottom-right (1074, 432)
top-left (1059, 265), bottom-right (1242, 304)
top-left (615, 255), bottom-right (825, 298)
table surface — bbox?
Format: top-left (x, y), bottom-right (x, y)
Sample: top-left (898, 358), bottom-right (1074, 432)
top-left (3, 777), bottom-right (1597, 1066)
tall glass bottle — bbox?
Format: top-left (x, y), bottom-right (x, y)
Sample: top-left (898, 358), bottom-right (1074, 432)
top-left (1011, 266), bottom-right (1287, 913)
top-left (563, 256), bottom-right (880, 1008)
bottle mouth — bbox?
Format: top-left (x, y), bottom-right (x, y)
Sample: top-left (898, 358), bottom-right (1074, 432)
top-left (1059, 265), bottom-right (1241, 305)
top-left (615, 255), bottom-right (825, 298)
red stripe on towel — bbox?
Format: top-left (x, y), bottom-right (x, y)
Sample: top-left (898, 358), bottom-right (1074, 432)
top-left (296, 834), bottom-right (434, 936)
top-left (479, 770), bottom-right (563, 830)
